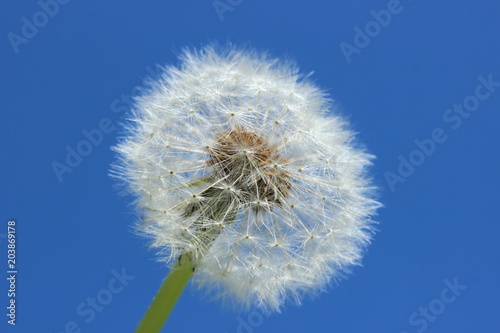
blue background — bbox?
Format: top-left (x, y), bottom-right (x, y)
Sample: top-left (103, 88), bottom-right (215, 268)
top-left (1, 1), bottom-right (499, 332)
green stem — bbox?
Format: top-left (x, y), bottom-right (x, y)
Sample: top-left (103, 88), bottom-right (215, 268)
top-left (135, 253), bottom-right (195, 333)
top-left (135, 179), bottom-right (236, 331)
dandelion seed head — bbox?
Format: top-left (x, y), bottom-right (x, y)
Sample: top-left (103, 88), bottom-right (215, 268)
top-left (113, 45), bottom-right (380, 313)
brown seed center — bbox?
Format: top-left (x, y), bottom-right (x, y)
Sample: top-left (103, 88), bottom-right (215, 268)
top-left (207, 126), bottom-right (291, 207)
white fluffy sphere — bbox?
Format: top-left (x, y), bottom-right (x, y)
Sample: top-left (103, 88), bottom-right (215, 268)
top-left (113, 46), bottom-right (380, 312)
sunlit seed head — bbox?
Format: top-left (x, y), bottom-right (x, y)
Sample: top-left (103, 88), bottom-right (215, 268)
top-left (112, 45), bottom-right (381, 313)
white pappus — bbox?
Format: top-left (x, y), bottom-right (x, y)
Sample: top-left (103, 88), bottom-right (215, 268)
top-left (113, 45), bottom-right (381, 313)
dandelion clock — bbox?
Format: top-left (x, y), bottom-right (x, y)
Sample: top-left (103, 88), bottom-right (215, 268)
top-left (112, 45), bottom-right (381, 332)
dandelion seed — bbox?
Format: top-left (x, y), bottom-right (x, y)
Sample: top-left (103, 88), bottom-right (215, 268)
top-left (113, 45), bottom-right (380, 319)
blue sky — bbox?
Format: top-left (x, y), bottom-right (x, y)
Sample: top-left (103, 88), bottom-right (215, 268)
top-left (1, 1), bottom-right (499, 332)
